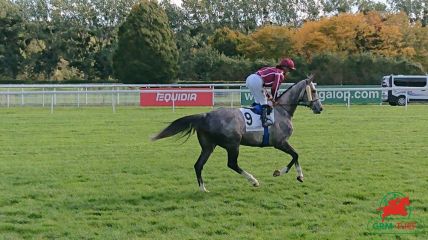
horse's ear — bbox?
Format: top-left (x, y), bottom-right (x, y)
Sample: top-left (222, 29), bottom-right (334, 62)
top-left (306, 73), bottom-right (315, 83)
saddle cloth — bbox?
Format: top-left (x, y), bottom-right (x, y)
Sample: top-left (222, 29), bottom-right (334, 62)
top-left (239, 107), bottom-right (274, 132)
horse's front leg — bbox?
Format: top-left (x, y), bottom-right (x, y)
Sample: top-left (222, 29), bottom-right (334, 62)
top-left (273, 141), bottom-right (304, 182)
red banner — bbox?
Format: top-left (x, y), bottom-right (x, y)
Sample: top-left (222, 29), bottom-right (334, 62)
top-left (140, 87), bottom-right (213, 106)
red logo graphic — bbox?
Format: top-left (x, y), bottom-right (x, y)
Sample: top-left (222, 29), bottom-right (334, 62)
top-left (368, 192), bottom-right (420, 234)
top-left (376, 196), bottom-right (410, 222)
top-left (140, 87), bottom-right (213, 106)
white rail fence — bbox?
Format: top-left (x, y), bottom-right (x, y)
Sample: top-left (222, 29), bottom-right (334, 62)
top-left (0, 84), bottom-right (426, 112)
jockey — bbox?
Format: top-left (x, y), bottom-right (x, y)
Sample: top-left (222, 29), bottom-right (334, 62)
top-left (245, 58), bottom-right (296, 127)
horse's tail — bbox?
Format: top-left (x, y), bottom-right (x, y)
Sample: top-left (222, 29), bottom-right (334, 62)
top-left (151, 114), bottom-right (205, 141)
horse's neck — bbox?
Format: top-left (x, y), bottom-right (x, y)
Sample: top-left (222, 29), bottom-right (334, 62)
top-left (276, 83), bottom-right (304, 116)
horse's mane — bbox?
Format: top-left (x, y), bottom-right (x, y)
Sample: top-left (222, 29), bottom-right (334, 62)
top-left (276, 80), bottom-right (303, 100)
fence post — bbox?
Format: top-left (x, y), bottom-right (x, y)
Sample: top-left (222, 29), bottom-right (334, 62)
top-left (21, 88), bottom-right (24, 106)
top-left (111, 90), bottom-right (116, 113)
top-left (77, 88), bottom-right (80, 108)
top-left (7, 89), bottom-right (10, 108)
top-left (172, 93), bottom-right (175, 112)
top-left (212, 86), bottom-right (215, 108)
top-left (231, 89), bottom-right (234, 108)
top-left (116, 87), bottom-right (120, 105)
top-left (50, 94), bottom-right (54, 113)
top-left (42, 88), bottom-right (45, 107)
top-left (347, 91), bottom-right (351, 109)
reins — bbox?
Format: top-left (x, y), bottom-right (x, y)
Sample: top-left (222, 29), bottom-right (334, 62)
top-left (270, 76), bottom-right (318, 115)
top-left (272, 90), bottom-right (319, 111)
top-left (273, 100), bottom-right (317, 116)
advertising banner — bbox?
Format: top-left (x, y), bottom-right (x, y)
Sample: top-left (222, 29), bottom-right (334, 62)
top-left (240, 84), bottom-right (293, 106)
top-left (140, 87), bottom-right (213, 106)
top-left (241, 85), bottom-right (382, 105)
top-left (317, 86), bottom-right (382, 104)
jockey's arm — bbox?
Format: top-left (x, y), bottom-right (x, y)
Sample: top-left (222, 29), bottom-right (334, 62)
top-left (270, 73), bottom-right (282, 99)
top-left (264, 90), bottom-right (275, 106)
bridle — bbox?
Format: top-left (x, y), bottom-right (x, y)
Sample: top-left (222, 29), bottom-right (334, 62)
top-left (273, 82), bottom-right (319, 110)
top-left (300, 83), bottom-right (320, 107)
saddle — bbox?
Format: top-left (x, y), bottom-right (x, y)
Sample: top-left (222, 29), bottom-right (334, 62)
top-left (241, 103), bottom-right (273, 147)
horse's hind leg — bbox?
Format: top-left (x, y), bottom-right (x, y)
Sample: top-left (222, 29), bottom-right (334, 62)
top-left (273, 141), bottom-right (304, 182)
top-left (194, 132), bottom-right (216, 192)
top-left (226, 147), bottom-right (259, 187)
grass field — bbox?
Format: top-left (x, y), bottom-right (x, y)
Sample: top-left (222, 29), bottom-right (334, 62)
top-left (0, 105), bottom-right (427, 239)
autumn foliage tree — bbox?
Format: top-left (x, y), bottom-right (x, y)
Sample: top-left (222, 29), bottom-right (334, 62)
top-left (293, 11), bottom-right (428, 63)
top-left (201, 11), bottom-right (427, 84)
top-left (238, 25), bottom-right (295, 60)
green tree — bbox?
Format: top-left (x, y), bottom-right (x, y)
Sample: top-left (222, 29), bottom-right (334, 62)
top-left (323, 0), bottom-right (356, 14)
top-left (113, 0), bottom-right (178, 84)
top-left (161, 0), bottom-right (187, 32)
top-left (388, 0), bottom-right (427, 24)
top-left (356, 0), bottom-right (387, 13)
top-left (0, 0), bottom-right (25, 80)
top-left (11, 0), bottom-right (139, 82)
top-left (15, 0), bottom-right (138, 27)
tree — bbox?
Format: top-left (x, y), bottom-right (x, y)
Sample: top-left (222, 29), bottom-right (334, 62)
top-left (356, 0), bottom-right (388, 13)
top-left (322, 0), bottom-right (356, 15)
top-left (208, 27), bottom-right (247, 56)
top-left (239, 25), bottom-right (295, 60)
top-left (0, 0), bottom-right (25, 80)
top-left (113, 0), bottom-right (178, 84)
top-left (14, 0), bottom-right (138, 28)
top-left (161, 0), bottom-right (187, 32)
top-left (8, 0), bottom-right (139, 82)
top-left (388, 0), bottom-right (427, 24)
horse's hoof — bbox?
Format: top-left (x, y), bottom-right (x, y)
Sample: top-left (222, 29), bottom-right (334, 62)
top-left (297, 176), bottom-right (304, 182)
top-left (199, 185), bottom-right (209, 193)
top-left (253, 182), bottom-right (260, 187)
top-left (273, 170), bottom-right (281, 177)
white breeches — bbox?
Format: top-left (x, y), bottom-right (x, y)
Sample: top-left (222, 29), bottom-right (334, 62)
top-left (246, 74), bottom-right (268, 105)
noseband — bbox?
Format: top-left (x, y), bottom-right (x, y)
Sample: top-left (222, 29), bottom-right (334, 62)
top-left (299, 86), bottom-right (319, 108)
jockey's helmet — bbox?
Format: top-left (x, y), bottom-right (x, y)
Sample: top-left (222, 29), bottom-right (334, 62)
top-left (278, 58), bottom-right (296, 71)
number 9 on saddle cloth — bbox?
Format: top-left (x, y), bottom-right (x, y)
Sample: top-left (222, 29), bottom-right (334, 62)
top-left (239, 103), bottom-right (274, 132)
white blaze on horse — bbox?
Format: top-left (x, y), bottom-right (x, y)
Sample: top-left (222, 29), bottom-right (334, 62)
top-left (152, 75), bottom-right (323, 192)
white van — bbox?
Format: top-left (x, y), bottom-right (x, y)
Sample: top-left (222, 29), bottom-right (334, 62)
top-left (381, 75), bottom-right (428, 106)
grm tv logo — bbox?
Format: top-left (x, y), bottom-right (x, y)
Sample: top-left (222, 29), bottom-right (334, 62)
top-left (367, 192), bottom-right (423, 235)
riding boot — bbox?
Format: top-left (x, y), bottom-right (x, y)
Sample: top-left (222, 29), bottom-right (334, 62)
top-left (261, 105), bottom-right (273, 127)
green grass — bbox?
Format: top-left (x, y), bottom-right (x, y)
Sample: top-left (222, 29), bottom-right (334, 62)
top-left (0, 105), bottom-right (427, 239)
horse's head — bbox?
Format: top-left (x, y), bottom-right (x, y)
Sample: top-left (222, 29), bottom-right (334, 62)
top-left (301, 74), bottom-right (323, 114)
top-left (275, 75), bottom-right (323, 115)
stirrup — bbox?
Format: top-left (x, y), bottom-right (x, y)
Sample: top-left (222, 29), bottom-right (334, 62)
top-left (262, 119), bottom-right (273, 127)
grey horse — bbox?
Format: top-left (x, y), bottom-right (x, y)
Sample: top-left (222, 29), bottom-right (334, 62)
top-left (152, 76), bottom-right (323, 192)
